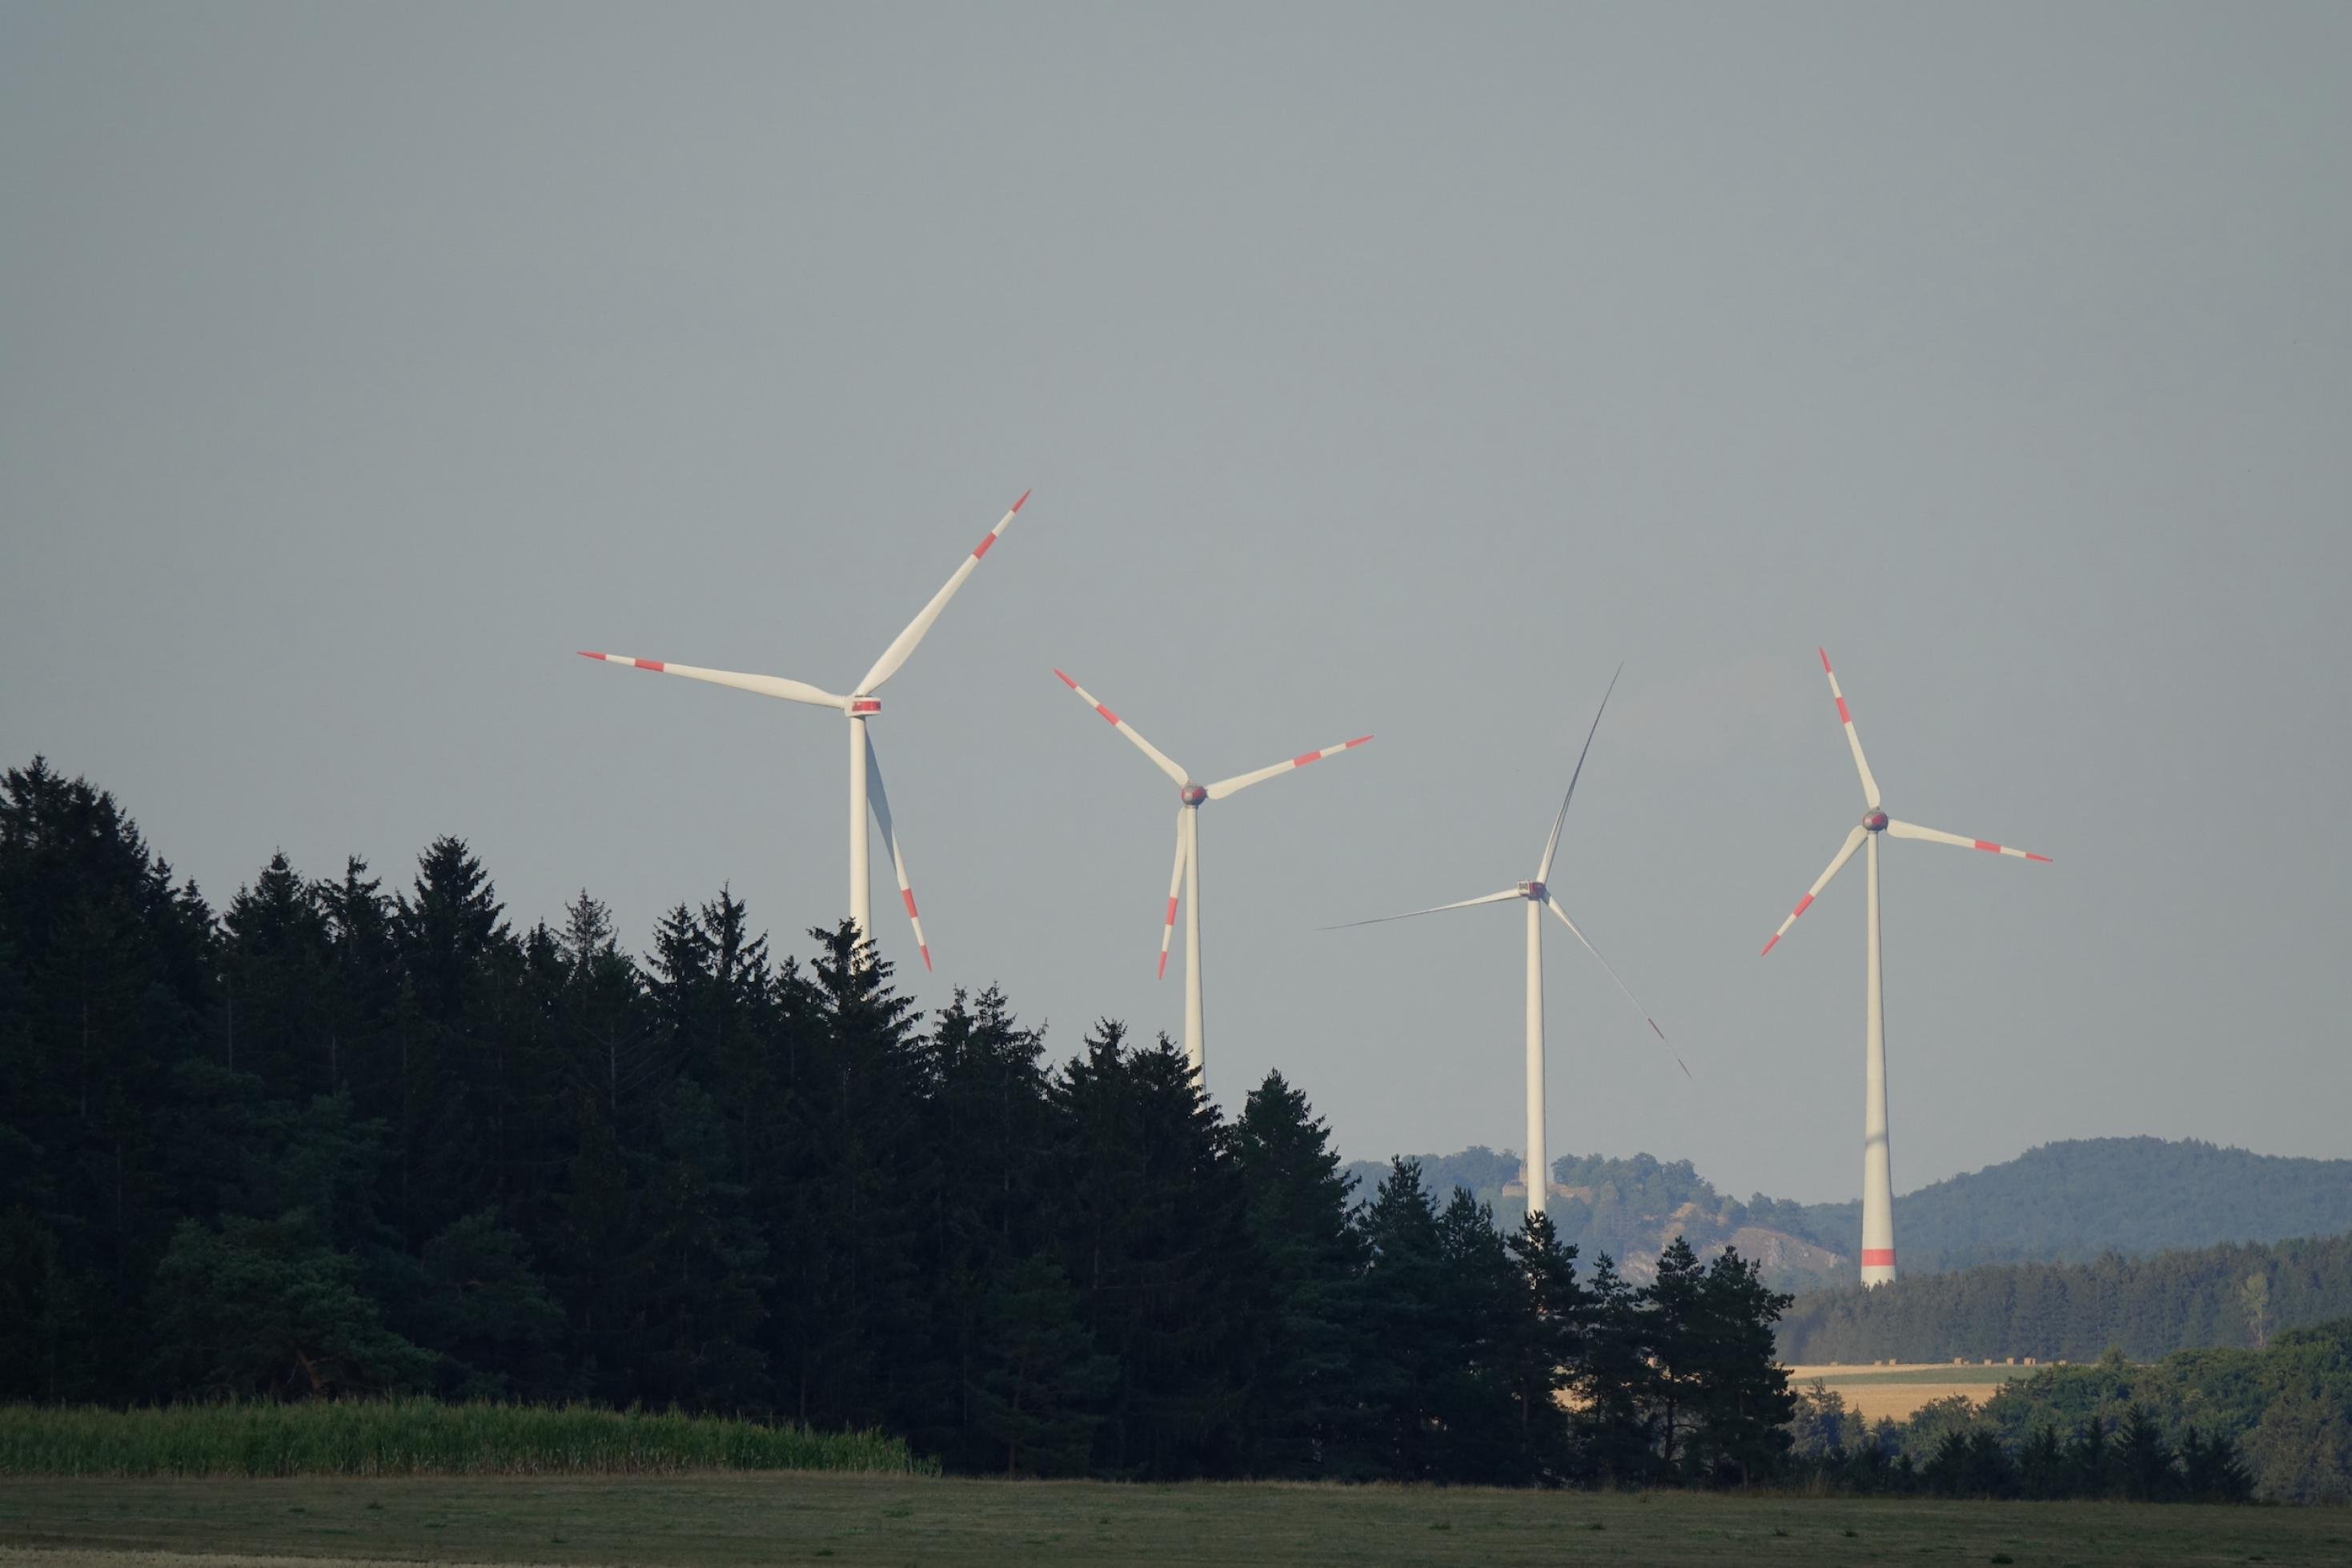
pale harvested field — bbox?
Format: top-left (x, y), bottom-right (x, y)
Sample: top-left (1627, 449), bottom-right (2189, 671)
top-left (1785, 1363), bottom-right (2042, 1422)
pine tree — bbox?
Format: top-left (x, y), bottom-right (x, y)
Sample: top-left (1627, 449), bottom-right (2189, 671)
top-left (1576, 1252), bottom-right (1656, 1486)
top-left (1683, 1246), bottom-right (1796, 1486)
top-left (1503, 1210), bottom-right (1589, 1483)
top-left (1644, 1235), bottom-right (1707, 1476)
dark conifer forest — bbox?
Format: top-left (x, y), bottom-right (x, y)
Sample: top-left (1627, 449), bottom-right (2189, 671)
top-left (0, 758), bottom-right (1803, 1485)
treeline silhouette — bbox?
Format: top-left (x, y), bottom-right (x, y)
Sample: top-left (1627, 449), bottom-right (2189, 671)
top-left (1788, 1384), bottom-right (2255, 1502)
top-left (1791, 1320), bottom-right (2352, 1505)
top-left (2, 757), bottom-right (1804, 1485)
top-left (1780, 1233), bottom-right (2352, 1364)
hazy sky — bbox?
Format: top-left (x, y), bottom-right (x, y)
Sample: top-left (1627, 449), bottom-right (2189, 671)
top-left (6, 2), bottom-right (2347, 1204)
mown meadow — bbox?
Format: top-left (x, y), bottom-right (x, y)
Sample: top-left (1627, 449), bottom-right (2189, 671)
top-left (2, 1473), bottom-right (2347, 1568)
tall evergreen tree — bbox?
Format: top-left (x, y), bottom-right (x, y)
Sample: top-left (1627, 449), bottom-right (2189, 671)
top-left (1576, 1252), bottom-right (1655, 1485)
top-left (1683, 1246), bottom-right (1796, 1485)
top-left (1046, 1022), bottom-right (1262, 1478)
top-left (1229, 1069), bottom-right (1368, 1478)
top-left (1355, 1157), bottom-right (1448, 1481)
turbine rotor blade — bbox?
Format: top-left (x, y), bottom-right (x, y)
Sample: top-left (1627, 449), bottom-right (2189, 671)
top-left (1886, 818), bottom-right (2053, 863)
top-left (1546, 896), bottom-right (1688, 1077)
top-left (1158, 807), bottom-right (1187, 979)
top-left (1053, 669), bottom-right (1190, 786)
top-left (1318, 888), bottom-right (1520, 931)
top-left (1819, 648), bottom-right (1884, 810)
top-left (576, 652), bottom-right (845, 708)
top-left (863, 732), bottom-right (931, 971)
top-left (1205, 735), bottom-right (1373, 801)
top-left (1537, 661), bottom-right (1624, 884)
top-left (857, 491), bottom-right (1030, 695)
top-left (1760, 824), bottom-right (1868, 955)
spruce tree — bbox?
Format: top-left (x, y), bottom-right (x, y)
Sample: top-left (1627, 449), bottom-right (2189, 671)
top-left (966, 1254), bottom-right (1117, 1476)
top-left (1045, 1022), bottom-right (1262, 1478)
top-left (1229, 1069), bottom-right (1369, 1478)
top-left (1355, 1157), bottom-right (1448, 1480)
top-left (904, 985), bottom-right (1053, 1468)
top-left (1431, 1188), bottom-right (1526, 1483)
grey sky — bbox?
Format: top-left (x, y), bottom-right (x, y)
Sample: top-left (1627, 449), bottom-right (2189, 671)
top-left (5, 2), bottom-right (2347, 1205)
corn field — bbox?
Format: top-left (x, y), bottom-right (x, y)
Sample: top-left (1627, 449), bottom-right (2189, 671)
top-left (0, 1400), bottom-right (932, 1478)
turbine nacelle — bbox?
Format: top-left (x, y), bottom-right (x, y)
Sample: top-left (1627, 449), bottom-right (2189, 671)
top-left (1519, 880), bottom-right (1547, 900)
top-left (849, 698), bottom-right (881, 716)
top-left (1863, 810), bottom-right (1888, 832)
top-left (1178, 784), bottom-right (1208, 806)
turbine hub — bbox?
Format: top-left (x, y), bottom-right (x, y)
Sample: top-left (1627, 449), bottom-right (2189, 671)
top-left (1520, 880), bottom-right (1547, 900)
top-left (1179, 784), bottom-right (1207, 806)
top-left (1863, 810), bottom-right (1888, 832)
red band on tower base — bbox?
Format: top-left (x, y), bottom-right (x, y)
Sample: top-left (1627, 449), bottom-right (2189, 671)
top-left (1861, 1249), bottom-right (1896, 1268)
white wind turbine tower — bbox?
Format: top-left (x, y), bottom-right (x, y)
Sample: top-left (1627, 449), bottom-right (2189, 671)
top-left (578, 491), bottom-right (1031, 972)
top-left (1327, 667), bottom-right (1680, 1217)
top-left (1054, 668), bottom-right (1371, 1082)
top-left (1760, 648), bottom-right (2052, 1286)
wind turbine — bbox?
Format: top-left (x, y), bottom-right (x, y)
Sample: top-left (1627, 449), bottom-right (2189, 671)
top-left (578, 491), bottom-right (1031, 972)
top-left (1054, 668), bottom-right (1371, 1082)
top-left (1327, 667), bottom-right (1680, 1217)
top-left (1760, 648), bottom-right (2052, 1286)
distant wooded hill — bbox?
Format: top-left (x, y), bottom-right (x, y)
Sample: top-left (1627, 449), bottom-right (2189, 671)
top-left (1343, 1137), bottom-right (2352, 1290)
top-left (1778, 1232), bottom-right (2352, 1365)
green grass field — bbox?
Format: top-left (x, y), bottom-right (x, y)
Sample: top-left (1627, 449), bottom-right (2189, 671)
top-left (2, 1474), bottom-right (2345, 1567)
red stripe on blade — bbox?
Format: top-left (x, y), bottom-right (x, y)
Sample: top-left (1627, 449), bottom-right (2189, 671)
top-left (918, 945), bottom-right (932, 972)
top-left (1054, 669), bottom-right (1078, 689)
top-left (578, 651), bottom-right (605, 660)
top-left (2025, 852), bottom-right (2053, 863)
top-left (1794, 894), bottom-right (1813, 916)
top-left (1836, 696), bottom-right (1851, 724)
top-left (1760, 935), bottom-right (1780, 956)
top-left (971, 532), bottom-right (996, 559)
top-left (1819, 648), bottom-right (1833, 673)
top-left (636, 660), bottom-right (665, 673)
top-left (1861, 1249), bottom-right (1895, 1267)
top-left (1291, 751), bottom-right (1322, 768)
top-left (901, 889), bottom-right (919, 918)
top-left (1973, 840), bottom-right (2000, 853)
top-left (1095, 704), bottom-right (1120, 726)
top-left (1157, 952), bottom-right (1169, 980)
top-left (1164, 896), bottom-right (1178, 928)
